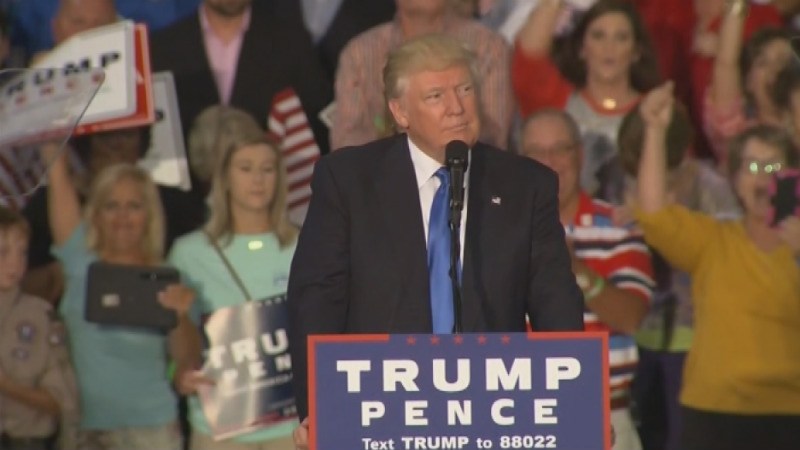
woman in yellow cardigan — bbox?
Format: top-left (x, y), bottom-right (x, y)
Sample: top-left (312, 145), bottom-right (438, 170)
top-left (635, 81), bottom-right (800, 450)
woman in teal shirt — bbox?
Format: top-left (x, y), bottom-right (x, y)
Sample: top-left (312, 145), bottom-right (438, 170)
top-left (169, 108), bottom-right (298, 450)
top-left (46, 147), bottom-right (200, 450)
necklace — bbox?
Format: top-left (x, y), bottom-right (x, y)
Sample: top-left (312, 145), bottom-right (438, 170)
top-left (600, 98), bottom-right (618, 110)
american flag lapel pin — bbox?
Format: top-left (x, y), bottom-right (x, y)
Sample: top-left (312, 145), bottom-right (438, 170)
top-left (491, 195), bottom-right (502, 205)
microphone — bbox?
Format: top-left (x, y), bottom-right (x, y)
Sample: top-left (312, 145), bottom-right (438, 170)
top-left (444, 140), bottom-right (468, 334)
top-left (445, 140), bottom-right (469, 227)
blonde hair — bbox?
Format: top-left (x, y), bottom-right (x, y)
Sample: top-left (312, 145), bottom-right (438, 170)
top-left (204, 113), bottom-right (297, 249)
top-left (188, 106), bottom-right (263, 185)
top-left (383, 33), bottom-right (480, 104)
top-left (83, 164), bottom-right (165, 263)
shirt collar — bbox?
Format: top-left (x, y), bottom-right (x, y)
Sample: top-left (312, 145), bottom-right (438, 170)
top-left (407, 135), bottom-right (473, 190)
top-left (199, 5), bottom-right (252, 37)
top-left (408, 136), bottom-right (443, 190)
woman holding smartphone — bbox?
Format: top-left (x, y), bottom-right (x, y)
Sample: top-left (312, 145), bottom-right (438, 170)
top-left (46, 145), bottom-right (201, 450)
top-left (168, 108), bottom-right (298, 450)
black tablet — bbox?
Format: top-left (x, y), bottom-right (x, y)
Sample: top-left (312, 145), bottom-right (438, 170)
top-left (85, 261), bottom-right (179, 331)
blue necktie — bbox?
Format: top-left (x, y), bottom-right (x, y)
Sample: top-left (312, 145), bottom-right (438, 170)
top-left (428, 168), bottom-right (456, 334)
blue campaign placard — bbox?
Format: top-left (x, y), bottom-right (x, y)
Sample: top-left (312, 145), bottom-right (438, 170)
top-left (198, 293), bottom-right (297, 439)
top-left (309, 332), bottom-right (610, 450)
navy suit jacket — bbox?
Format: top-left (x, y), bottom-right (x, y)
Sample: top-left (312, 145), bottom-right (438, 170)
top-left (149, 0), bottom-right (333, 155)
top-left (287, 134), bottom-right (584, 419)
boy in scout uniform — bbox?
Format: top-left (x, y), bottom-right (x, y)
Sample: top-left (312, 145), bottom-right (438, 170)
top-left (0, 207), bottom-right (78, 450)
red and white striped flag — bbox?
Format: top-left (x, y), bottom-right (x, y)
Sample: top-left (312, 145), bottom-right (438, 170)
top-left (0, 146), bottom-right (86, 211)
top-left (0, 148), bottom-right (46, 211)
top-left (267, 87), bottom-right (321, 226)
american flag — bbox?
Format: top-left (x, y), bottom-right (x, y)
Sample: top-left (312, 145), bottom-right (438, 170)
top-left (0, 147), bottom-right (46, 211)
top-left (267, 87), bottom-right (321, 226)
top-left (0, 144), bottom-right (86, 211)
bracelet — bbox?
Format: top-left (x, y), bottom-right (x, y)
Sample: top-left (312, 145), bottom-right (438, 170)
top-left (583, 274), bottom-right (606, 301)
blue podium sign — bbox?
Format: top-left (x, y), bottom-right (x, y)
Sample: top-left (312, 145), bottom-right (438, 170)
top-left (308, 332), bottom-right (609, 450)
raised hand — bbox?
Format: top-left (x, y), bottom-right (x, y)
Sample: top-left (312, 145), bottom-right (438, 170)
top-left (639, 81), bottom-right (675, 130)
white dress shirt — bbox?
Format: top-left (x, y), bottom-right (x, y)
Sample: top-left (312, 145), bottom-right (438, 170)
top-left (300, 0), bottom-right (344, 43)
top-left (408, 137), bottom-right (469, 264)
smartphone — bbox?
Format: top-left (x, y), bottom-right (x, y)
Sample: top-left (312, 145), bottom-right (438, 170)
top-left (769, 169), bottom-right (800, 226)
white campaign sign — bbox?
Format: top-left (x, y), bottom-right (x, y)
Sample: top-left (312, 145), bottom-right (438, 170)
top-left (0, 68), bottom-right (104, 149)
top-left (32, 21), bottom-right (137, 125)
top-left (139, 72), bottom-right (192, 191)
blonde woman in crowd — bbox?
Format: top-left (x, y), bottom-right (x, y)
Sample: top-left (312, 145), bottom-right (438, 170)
top-left (169, 109), bottom-right (298, 450)
top-left (187, 106), bottom-right (265, 198)
top-left (635, 81), bottom-right (800, 450)
top-left (45, 145), bottom-right (201, 450)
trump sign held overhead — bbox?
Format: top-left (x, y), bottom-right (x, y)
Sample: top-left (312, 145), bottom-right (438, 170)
top-left (32, 20), bottom-right (154, 134)
top-left (0, 67), bottom-right (104, 205)
top-left (309, 333), bottom-right (610, 450)
top-left (0, 21), bottom-right (156, 206)
top-left (0, 68), bottom-right (104, 149)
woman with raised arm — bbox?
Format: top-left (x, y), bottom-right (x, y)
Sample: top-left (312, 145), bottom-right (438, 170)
top-left (45, 144), bottom-right (201, 450)
top-left (169, 109), bottom-right (298, 450)
top-left (512, 0), bottom-right (660, 203)
top-left (704, 0), bottom-right (792, 163)
top-left (617, 97), bottom-right (740, 450)
top-left (635, 82), bottom-right (800, 450)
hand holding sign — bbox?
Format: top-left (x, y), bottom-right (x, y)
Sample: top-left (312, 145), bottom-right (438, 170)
top-left (293, 418), bottom-right (310, 450)
top-left (39, 141), bottom-right (61, 162)
top-left (32, 20), bottom-right (154, 134)
top-left (176, 369), bottom-right (216, 396)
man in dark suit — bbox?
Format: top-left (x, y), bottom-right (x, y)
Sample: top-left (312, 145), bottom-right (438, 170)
top-left (288, 33), bottom-right (584, 447)
top-left (149, 0), bottom-right (333, 162)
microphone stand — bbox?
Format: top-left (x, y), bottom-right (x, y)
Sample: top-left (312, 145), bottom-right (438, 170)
top-left (449, 177), bottom-right (465, 334)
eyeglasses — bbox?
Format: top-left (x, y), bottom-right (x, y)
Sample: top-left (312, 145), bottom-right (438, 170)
top-left (525, 142), bottom-right (579, 159)
top-left (744, 160), bottom-right (783, 175)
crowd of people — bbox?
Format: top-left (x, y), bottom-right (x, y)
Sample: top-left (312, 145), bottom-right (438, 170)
top-left (0, 1), bottom-right (799, 450)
